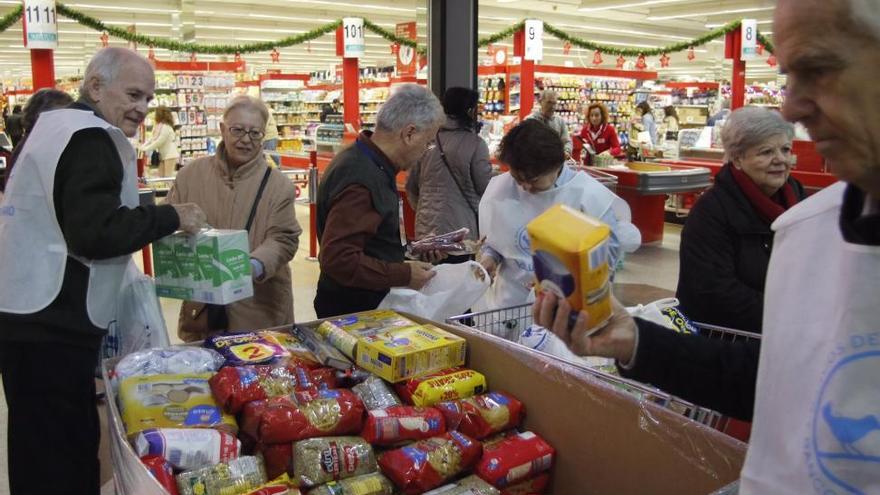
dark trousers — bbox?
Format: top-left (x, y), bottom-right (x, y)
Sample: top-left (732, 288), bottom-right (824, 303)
top-left (0, 340), bottom-right (100, 495)
top-left (314, 285), bottom-right (387, 319)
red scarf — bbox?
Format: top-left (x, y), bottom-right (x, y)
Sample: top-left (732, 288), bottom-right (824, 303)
top-left (729, 164), bottom-right (799, 223)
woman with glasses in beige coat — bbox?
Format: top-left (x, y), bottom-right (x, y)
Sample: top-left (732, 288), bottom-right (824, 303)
top-left (166, 96), bottom-right (302, 341)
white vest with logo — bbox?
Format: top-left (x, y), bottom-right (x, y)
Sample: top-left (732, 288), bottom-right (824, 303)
top-left (740, 182), bottom-right (880, 494)
top-left (0, 108), bottom-right (138, 329)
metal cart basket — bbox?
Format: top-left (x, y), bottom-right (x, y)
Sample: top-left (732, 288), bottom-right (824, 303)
top-left (446, 303), bottom-right (762, 432)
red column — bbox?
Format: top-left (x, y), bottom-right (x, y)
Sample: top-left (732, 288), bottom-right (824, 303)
top-left (513, 30), bottom-right (535, 121)
top-left (30, 49), bottom-right (56, 90)
top-left (725, 30), bottom-right (746, 110)
top-left (336, 26), bottom-right (361, 132)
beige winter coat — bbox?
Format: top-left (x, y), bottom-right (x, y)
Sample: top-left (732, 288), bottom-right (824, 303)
top-left (166, 144), bottom-right (302, 331)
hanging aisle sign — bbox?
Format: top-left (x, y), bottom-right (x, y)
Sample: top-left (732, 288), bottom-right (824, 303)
top-left (22, 0), bottom-right (59, 49)
top-left (740, 19), bottom-right (758, 60)
top-left (396, 22), bottom-right (417, 77)
top-left (524, 20), bottom-right (543, 61)
top-left (342, 17), bottom-right (365, 58)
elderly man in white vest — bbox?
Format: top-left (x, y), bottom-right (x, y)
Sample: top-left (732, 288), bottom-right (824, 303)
top-left (536, 0), bottom-right (880, 492)
top-left (0, 48), bottom-right (205, 494)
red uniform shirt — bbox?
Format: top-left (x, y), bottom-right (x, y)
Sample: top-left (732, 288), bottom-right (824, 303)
top-left (579, 123), bottom-right (622, 157)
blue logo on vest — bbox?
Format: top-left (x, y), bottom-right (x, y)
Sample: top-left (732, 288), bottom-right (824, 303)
top-left (809, 334), bottom-right (880, 494)
top-left (516, 226), bottom-right (531, 256)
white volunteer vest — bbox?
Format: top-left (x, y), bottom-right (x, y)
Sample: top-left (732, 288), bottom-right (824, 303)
top-left (740, 182), bottom-right (880, 494)
top-left (0, 108), bottom-right (139, 328)
top-left (477, 170), bottom-right (640, 310)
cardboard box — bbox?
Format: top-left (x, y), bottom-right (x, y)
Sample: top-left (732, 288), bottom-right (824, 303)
top-left (103, 316), bottom-right (746, 495)
top-left (355, 324), bottom-right (467, 382)
top-left (528, 204), bottom-right (612, 330)
top-left (153, 229), bottom-right (253, 304)
top-left (316, 309), bottom-right (417, 359)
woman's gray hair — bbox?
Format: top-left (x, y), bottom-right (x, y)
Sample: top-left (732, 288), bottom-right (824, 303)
top-left (720, 106), bottom-right (794, 162)
top-left (79, 47), bottom-right (151, 100)
top-left (223, 95), bottom-right (269, 127)
top-left (375, 84), bottom-right (444, 133)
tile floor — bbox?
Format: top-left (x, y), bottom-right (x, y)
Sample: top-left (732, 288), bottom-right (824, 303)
top-left (0, 203), bottom-right (684, 494)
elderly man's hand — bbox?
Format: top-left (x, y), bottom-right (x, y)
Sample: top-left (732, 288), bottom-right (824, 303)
top-left (533, 291), bottom-right (638, 364)
top-left (407, 261), bottom-right (436, 290)
top-left (172, 203), bottom-right (208, 234)
top-left (420, 249), bottom-right (448, 264)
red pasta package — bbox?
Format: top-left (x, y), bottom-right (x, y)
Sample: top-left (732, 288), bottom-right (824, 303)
top-left (140, 455), bottom-right (179, 495)
top-left (257, 442), bottom-right (294, 481)
top-left (258, 389), bottom-right (365, 444)
top-left (378, 431), bottom-right (482, 494)
top-left (361, 406), bottom-right (446, 446)
top-left (240, 389), bottom-right (351, 441)
top-left (501, 473), bottom-right (550, 495)
top-left (476, 431), bottom-right (555, 489)
top-left (210, 363), bottom-right (337, 414)
top-left (436, 392), bottom-right (525, 439)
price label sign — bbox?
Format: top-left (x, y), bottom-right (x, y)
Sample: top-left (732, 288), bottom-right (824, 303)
top-left (741, 19), bottom-right (758, 60)
top-left (22, 0), bottom-right (58, 49)
top-left (343, 17), bottom-right (365, 58)
top-left (524, 20), bottom-right (543, 62)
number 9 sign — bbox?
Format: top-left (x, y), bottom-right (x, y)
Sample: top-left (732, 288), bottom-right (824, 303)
top-left (524, 20), bottom-right (543, 62)
top-left (22, 0), bottom-right (58, 50)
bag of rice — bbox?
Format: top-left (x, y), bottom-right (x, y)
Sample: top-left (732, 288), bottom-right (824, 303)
top-left (292, 436), bottom-right (377, 487)
top-left (361, 405), bottom-right (446, 446)
top-left (176, 456), bottom-right (267, 495)
top-left (378, 431), bottom-right (482, 494)
top-left (436, 392), bottom-right (524, 439)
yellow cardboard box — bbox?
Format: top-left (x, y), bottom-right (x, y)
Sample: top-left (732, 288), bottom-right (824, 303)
top-left (527, 204), bottom-right (613, 331)
top-left (316, 309), bottom-right (417, 359)
top-left (355, 324), bottom-right (467, 382)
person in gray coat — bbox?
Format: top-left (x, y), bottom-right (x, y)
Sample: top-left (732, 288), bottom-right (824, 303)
top-left (406, 87), bottom-right (494, 263)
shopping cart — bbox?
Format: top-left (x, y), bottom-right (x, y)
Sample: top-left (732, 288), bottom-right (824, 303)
top-left (446, 303), bottom-right (762, 433)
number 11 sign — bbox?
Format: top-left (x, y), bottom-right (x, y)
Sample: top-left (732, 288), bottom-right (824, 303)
top-left (22, 0), bottom-right (59, 50)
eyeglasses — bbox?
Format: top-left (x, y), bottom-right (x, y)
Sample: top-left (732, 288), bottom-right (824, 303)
top-left (228, 126), bottom-right (265, 141)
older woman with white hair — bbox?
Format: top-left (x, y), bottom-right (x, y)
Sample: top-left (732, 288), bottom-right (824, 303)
top-left (166, 95), bottom-right (302, 340)
top-left (676, 106), bottom-right (806, 333)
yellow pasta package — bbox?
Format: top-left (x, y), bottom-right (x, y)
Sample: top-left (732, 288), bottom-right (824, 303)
top-left (396, 368), bottom-right (487, 407)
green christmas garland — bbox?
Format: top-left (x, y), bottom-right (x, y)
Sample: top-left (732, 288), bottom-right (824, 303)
top-left (0, 5), bottom-right (21, 33)
top-left (0, 3), bottom-right (775, 58)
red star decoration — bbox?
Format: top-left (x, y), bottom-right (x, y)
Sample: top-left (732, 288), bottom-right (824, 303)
top-left (636, 54), bottom-right (647, 70)
top-left (100, 32), bottom-right (109, 47)
top-left (659, 53), bottom-right (670, 68)
top-left (767, 54), bottom-right (777, 67)
top-left (391, 42), bottom-right (399, 55)
top-left (563, 41), bottom-right (572, 55)
top-left (147, 46), bottom-right (156, 62)
top-left (271, 48), bottom-right (280, 63)
top-left (189, 52), bottom-right (197, 63)
top-left (756, 43), bottom-right (764, 55)
top-left (592, 50), bottom-right (603, 65)
top-left (234, 51), bottom-right (242, 63)
top-left (616, 55), bottom-right (626, 69)
top-left (687, 47), bottom-right (696, 61)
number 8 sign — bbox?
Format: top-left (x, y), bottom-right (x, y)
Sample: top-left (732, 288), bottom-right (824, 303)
top-left (740, 19), bottom-right (758, 60)
top-left (22, 0), bottom-right (58, 50)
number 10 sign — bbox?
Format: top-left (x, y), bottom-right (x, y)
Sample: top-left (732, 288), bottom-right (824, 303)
top-left (22, 0), bottom-right (59, 50)
top-left (343, 17), bottom-right (365, 58)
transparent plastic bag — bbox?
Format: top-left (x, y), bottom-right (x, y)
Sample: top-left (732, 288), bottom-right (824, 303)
top-left (114, 346), bottom-right (225, 382)
top-left (379, 261), bottom-right (490, 321)
top-left (103, 264), bottom-right (170, 362)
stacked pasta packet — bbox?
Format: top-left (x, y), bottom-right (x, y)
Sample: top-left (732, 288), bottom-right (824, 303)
top-left (112, 311), bottom-right (556, 494)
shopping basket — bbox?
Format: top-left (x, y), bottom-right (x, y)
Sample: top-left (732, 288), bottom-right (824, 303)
top-left (446, 303), bottom-right (762, 433)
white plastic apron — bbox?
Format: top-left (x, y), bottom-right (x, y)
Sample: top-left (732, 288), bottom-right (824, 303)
top-left (0, 108), bottom-right (138, 328)
top-left (740, 182), bottom-right (880, 494)
top-left (476, 170), bottom-right (639, 310)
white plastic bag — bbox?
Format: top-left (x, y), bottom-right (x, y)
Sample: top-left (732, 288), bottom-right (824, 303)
top-left (103, 264), bottom-right (170, 361)
top-left (517, 324), bottom-right (614, 369)
top-left (378, 261), bottom-right (490, 321)
top-left (625, 297), bottom-right (698, 334)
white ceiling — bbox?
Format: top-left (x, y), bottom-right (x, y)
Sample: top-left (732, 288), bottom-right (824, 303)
top-left (0, 0), bottom-right (781, 85)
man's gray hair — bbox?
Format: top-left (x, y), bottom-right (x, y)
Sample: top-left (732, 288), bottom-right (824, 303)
top-left (80, 47), bottom-right (151, 97)
top-left (847, 0), bottom-right (880, 41)
top-left (375, 84), bottom-right (444, 133)
top-left (539, 89), bottom-right (558, 102)
top-left (223, 95), bottom-right (269, 126)
top-left (721, 106), bottom-right (795, 162)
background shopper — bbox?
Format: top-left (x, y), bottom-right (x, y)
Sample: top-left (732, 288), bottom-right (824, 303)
top-left (167, 95), bottom-right (301, 340)
top-left (676, 106), bottom-right (804, 333)
top-left (527, 89), bottom-right (573, 158)
top-left (406, 86), bottom-right (493, 262)
top-left (4, 88), bottom-right (73, 190)
top-left (635, 101), bottom-right (658, 146)
top-left (0, 47), bottom-right (205, 495)
top-left (315, 84), bottom-right (445, 318)
top-left (662, 105), bottom-right (679, 141)
top-left (140, 105), bottom-right (179, 178)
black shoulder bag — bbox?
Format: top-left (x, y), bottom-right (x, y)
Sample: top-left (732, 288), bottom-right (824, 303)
top-left (435, 130), bottom-right (480, 238)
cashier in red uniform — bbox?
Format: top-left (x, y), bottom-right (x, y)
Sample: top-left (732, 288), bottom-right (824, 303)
top-left (578, 103), bottom-right (624, 159)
